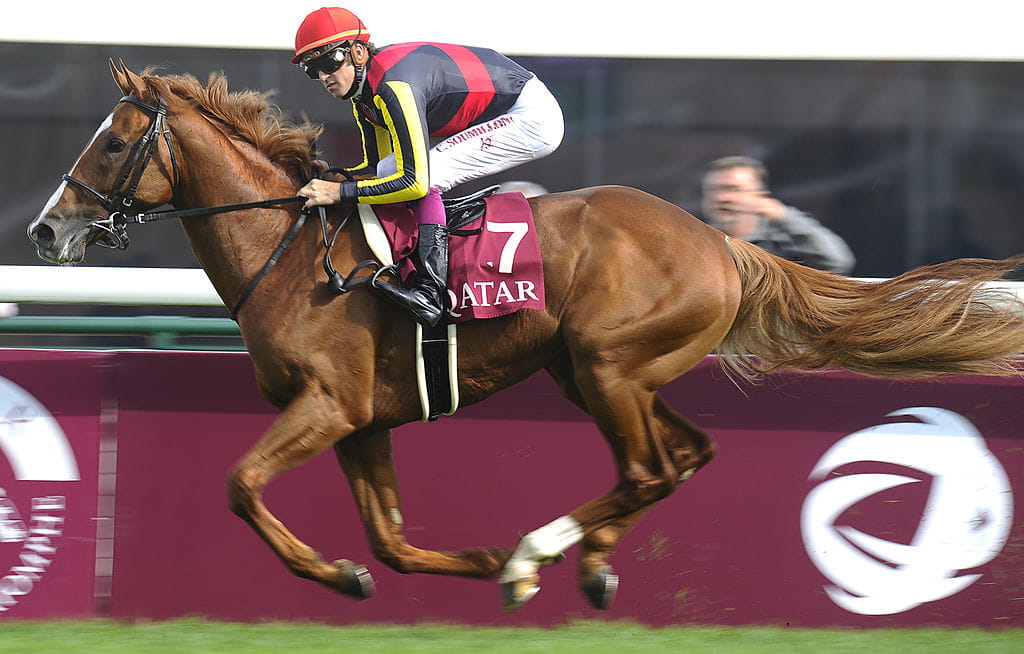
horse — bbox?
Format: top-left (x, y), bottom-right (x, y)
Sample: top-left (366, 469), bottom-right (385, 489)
top-left (28, 61), bottom-right (1024, 612)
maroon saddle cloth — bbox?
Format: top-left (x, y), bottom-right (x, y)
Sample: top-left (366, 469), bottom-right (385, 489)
top-left (371, 192), bottom-right (546, 323)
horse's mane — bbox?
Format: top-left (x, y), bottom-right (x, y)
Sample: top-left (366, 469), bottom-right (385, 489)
top-left (139, 68), bottom-right (323, 182)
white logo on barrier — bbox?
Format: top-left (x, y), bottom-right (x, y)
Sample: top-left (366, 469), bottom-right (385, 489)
top-left (801, 407), bottom-right (1013, 615)
top-left (0, 376), bottom-right (79, 614)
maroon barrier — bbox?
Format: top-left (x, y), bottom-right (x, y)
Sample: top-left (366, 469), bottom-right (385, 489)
top-left (0, 350), bottom-right (105, 618)
top-left (1, 349), bottom-right (1021, 627)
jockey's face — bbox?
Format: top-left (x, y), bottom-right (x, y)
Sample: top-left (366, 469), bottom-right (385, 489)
top-left (315, 42), bottom-right (368, 100)
top-left (318, 58), bottom-right (356, 99)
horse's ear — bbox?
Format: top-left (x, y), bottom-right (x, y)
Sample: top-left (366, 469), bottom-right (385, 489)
top-left (109, 58), bottom-right (144, 96)
top-left (109, 58), bottom-right (130, 94)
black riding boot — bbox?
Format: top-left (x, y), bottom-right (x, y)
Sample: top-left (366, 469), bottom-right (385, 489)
top-left (375, 223), bottom-right (449, 327)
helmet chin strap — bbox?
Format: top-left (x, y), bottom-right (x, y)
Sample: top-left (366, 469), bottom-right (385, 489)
top-left (342, 64), bottom-right (367, 100)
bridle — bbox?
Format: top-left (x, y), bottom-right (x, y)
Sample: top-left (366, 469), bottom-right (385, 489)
top-left (58, 92), bottom-right (375, 318)
top-left (62, 95), bottom-right (181, 250)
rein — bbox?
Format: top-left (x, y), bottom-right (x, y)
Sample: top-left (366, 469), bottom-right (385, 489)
top-left (64, 93), bottom-right (370, 320)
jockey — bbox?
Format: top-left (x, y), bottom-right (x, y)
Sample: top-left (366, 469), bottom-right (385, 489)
top-left (293, 7), bottom-right (565, 327)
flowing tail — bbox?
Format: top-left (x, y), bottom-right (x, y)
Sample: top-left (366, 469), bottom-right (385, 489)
top-left (717, 237), bottom-right (1024, 380)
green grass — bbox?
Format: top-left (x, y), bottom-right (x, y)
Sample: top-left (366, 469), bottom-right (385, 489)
top-left (0, 620), bottom-right (1021, 654)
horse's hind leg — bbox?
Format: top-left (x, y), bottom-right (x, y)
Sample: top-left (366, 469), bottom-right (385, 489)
top-left (504, 358), bottom-right (715, 610)
top-left (333, 429), bottom-right (511, 577)
top-left (577, 397), bottom-right (716, 608)
top-left (227, 388), bottom-right (374, 599)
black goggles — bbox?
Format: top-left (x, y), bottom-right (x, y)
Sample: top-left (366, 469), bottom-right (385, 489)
top-left (299, 46), bottom-right (350, 80)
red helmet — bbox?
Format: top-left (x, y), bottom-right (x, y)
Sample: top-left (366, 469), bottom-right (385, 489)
top-left (293, 7), bottom-right (370, 64)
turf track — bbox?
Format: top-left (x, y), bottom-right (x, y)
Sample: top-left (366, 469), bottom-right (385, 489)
top-left (0, 619), bottom-right (1021, 653)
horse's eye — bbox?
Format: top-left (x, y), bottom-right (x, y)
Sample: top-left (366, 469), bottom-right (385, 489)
top-left (107, 138), bottom-right (126, 153)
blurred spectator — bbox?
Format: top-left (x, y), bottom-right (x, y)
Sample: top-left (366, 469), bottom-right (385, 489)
top-left (701, 156), bottom-right (855, 274)
top-left (0, 304), bottom-right (17, 318)
top-left (496, 180), bottom-right (549, 197)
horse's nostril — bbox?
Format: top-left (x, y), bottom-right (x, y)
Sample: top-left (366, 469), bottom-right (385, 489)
top-left (30, 223), bottom-right (56, 248)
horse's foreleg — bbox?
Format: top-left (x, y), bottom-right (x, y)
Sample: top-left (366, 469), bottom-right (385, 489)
top-left (227, 389), bottom-right (373, 599)
top-left (334, 429), bottom-right (511, 578)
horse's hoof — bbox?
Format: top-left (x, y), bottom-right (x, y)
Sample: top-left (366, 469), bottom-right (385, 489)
top-left (500, 574), bottom-right (540, 612)
top-left (582, 569), bottom-right (619, 610)
top-left (333, 559), bottom-right (376, 600)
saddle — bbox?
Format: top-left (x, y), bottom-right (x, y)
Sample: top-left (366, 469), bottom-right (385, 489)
top-left (323, 186), bottom-right (496, 296)
top-left (443, 185), bottom-right (496, 232)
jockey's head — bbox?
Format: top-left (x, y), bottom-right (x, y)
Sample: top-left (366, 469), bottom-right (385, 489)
top-left (293, 7), bottom-right (373, 99)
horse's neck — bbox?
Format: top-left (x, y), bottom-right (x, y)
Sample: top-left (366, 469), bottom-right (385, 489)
top-left (172, 116), bottom-right (308, 308)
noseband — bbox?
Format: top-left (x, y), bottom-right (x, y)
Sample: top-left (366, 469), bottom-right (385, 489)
top-left (62, 95), bottom-right (180, 249)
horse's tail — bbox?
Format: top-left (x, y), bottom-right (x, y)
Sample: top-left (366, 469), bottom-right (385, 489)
top-left (717, 237), bottom-right (1024, 380)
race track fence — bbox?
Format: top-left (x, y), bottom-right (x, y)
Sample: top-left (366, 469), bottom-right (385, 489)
top-left (0, 265), bottom-right (238, 349)
top-left (1, 266), bottom-right (1023, 350)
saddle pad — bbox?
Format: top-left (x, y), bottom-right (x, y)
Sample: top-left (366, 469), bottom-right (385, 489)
top-left (372, 192), bottom-right (546, 323)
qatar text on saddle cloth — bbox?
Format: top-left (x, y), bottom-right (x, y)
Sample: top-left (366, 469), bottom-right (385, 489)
top-left (373, 192), bottom-right (546, 322)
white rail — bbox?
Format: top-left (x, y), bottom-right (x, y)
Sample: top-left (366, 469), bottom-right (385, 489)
top-left (1, 267), bottom-right (1022, 308)
top-left (0, 266), bottom-right (223, 306)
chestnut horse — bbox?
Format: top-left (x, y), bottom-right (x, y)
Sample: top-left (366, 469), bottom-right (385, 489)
top-left (28, 62), bottom-right (1024, 611)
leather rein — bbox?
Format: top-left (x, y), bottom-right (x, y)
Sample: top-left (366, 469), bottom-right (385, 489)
top-left (62, 94), bottom-right (373, 320)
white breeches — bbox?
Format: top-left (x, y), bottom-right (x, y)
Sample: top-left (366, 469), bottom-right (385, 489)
top-left (376, 76), bottom-right (565, 193)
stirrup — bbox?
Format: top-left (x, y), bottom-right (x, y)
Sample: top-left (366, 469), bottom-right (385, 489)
top-left (369, 263), bottom-right (401, 291)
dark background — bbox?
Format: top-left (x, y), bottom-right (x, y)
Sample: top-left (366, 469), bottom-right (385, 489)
top-left (4, 42), bottom-right (1024, 280)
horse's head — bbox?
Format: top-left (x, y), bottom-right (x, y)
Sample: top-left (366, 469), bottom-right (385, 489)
top-left (28, 60), bottom-right (179, 264)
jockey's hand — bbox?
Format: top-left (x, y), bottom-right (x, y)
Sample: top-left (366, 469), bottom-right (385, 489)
top-left (298, 179), bottom-right (342, 208)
